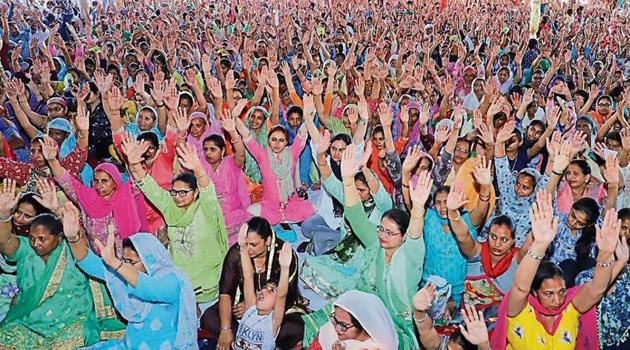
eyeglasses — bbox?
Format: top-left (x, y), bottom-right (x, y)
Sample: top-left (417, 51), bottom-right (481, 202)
top-left (598, 103), bottom-right (611, 107)
top-left (329, 312), bottom-right (355, 332)
top-left (169, 189), bottom-right (193, 197)
top-left (454, 146), bottom-right (469, 154)
top-left (377, 225), bottom-right (401, 237)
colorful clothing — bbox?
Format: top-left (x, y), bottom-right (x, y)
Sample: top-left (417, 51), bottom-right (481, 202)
top-left (556, 181), bottom-right (606, 215)
top-left (303, 203), bottom-right (425, 349)
top-left (506, 302), bottom-right (580, 350)
top-left (79, 233), bottom-right (198, 350)
top-left (136, 175), bottom-right (228, 303)
top-left (234, 306), bottom-right (277, 350)
top-left (0, 237), bottom-right (124, 349)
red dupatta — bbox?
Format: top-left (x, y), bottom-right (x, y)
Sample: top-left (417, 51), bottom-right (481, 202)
top-left (480, 243), bottom-right (519, 279)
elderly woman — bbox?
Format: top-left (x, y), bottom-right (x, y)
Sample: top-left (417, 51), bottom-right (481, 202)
top-left (201, 217), bottom-right (305, 350)
top-left (307, 290), bottom-right (398, 350)
top-left (63, 204), bottom-right (198, 350)
top-left (123, 138), bottom-right (228, 309)
top-left (0, 179), bottom-right (124, 348)
top-left (491, 191), bottom-right (618, 350)
top-left (303, 145), bottom-right (428, 349)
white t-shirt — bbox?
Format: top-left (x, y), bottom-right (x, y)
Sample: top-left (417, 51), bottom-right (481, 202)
top-left (234, 306), bottom-right (277, 350)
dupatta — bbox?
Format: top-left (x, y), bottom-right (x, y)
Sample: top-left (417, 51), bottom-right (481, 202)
top-left (491, 285), bottom-right (599, 350)
top-left (72, 163), bottom-right (147, 239)
top-left (103, 233), bottom-right (198, 349)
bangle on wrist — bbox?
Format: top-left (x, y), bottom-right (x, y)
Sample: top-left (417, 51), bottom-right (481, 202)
top-left (413, 312), bottom-right (429, 324)
top-left (552, 170), bottom-right (564, 176)
top-left (0, 214), bottom-right (12, 222)
top-left (597, 257), bottom-right (615, 268)
top-left (156, 102), bottom-right (165, 108)
top-left (448, 211), bottom-right (461, 221)
top-left (66, 233), bottom-right (81, 244)
top-left (114, 259), bottom-right (124, 272)
top-left (219, 326), bottom-right (232, 331)
top-left (478, 194), bottom-right (490, 202)
top-left (527, 249), bottom-right (545, 260)
top-left (401, 183), bottom-right (409, 188)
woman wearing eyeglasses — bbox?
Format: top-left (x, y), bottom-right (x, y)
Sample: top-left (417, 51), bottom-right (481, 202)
top-left (303, 145), bottom-right (429, 349)
top-left (307, 290), bottom-right (398, 350)
top-left (122, 137), bottom-right (228, 310)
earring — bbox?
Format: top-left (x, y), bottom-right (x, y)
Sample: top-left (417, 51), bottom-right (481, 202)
top-left (267, 245), bottom-right (271, 252)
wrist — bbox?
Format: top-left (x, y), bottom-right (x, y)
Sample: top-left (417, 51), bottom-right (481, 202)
top-left (530, 242), bottom-right (549, 255)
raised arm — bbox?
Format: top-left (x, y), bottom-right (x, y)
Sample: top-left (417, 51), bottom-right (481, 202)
top-left (447, 181), bottom-right (481, 258)
top-left (407, 170), bottom-right (433, 240)
top-left (507, 189), bottom-right (558, 317)
top-left (314, 130), bottom-right (333, 180)
top-left (238, 225), bottom-right (257, 309)
top-left (468, 156), bottom-right (493, 227)
top-left (0, 179), bottom-right (21, 258)
top-left (176, 143), bottom-right (210, 189)
top-left (272, 243), bottom-right (292, 335)
top-left (546, 141), bottom-right (572, 194)
top-left (572, 208), bottom-right (619, 313)
top-left (222, 101), bottom-right (247, 168)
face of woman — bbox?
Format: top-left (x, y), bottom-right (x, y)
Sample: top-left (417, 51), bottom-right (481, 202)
top-left (249, 111), bottom-right (266, 131)
top-left (13, 203), bottom-right (37, 228)
top-left (498, 69), bottom-right (509, 84)
top-left (377, 216), bottom-right (404, 250)
top-left (434, 192), bottom-right (448, 218)
top-left (567, 208), bottom-right (590, 231)
top-left (576, 120), bottom-right (592, 135)
top-left (514, 173), bottom-right (536, 197)
top-left (287, 112), bottom-right (302, 130)
top-left (170, 180), bottom-right (198, 208)
top-left (29, 225), bottom-right (61, 257)
top-left (488, 224), bottom-right (515, 257)
top-left (268, 130), bottom-right (288, 154)
top-left (48, 129), bottom-right (68, 146)
top-left (47, 103), bottom-right (66, 119)
top-left (93, 171), bottom-right (117, 199)
top-left (526, 124), bottom-right (544, 142)
top-left (331, 307), bottom-right (366, 341)
top-left (203, 140), bottom-right (224, 165)
top-left (596, 98), bottom-right (611, 116)
top-left (30, 143), bottom-right (46, 169)
top-left (355, 180), bottom-right (371, 202)
top-left (372, 131), bottom-right (385, 150)
top-left (122, 247), bottom-right (147, 273)
top-left (179, 98), bottom-right (193, 115)
top-left (564, 164), bottom-right (590, 189)
top-left (500, 56), bottom-right (509, 67)
top-left (245, 232), bottom-right (271, 259)
top-left (190, 118), bottom-right (207, 138)
top-left (534, 276), bottom-right (567, 310)
top-left (408, 108), bottom-right (420, 126)
top-left (453, 140), bottom-right (470, 165)
top-left (605, 139), bottom-right (622, 152)
top-left (137, 110), bottom-right (156, 131)
top-left (621, 218), bottom-right (630, 241)
top-left (329, 140), bottom-right (347, 162)
top-left (473, 80), bottom-right (484, 95)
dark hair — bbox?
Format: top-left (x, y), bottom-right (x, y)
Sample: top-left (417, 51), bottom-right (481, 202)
top-left (268, 125), bottom-right (289, 141)
top-left (605, 131), bottom-right (622, 145)
top-left (30, 214), bottom-right (63, 236)
top-left (179, 93), bottom-right (194, 104)
top-left (434, 185), bottom-right (450, 202)
top-left (489, 215), bottom-right (515, 239)
top-left (247, 216), bottom-right (273, 240)
top-left (122, 238), bottom-right (137, 253)
top-left (172, 172), bottom-right (198, 191)
top-left (17, 193), bottom-right (51, 217)
top-left (382, 209), bottom-right (410, 235)
top-left (531, 261), bottom-right (564, 293)
top-left (574, 89), bottom-right (588, 101)
top-left (372, 125), bottom-right (384, 137)
top-left (331, 133), bottom-right (352, 146)
top-left (619, 208), bottom-right (630, 221)
top-left (573, 198), bottom-right (600, 261)
top-left (137, 132), bottom-right (159, 149)
top-left (529, 120), bottom-right (545, 131)
top-left (286, 106), bottom-right (303, 119)
top-left (568, 159), bottom-right (591, 176)
top-left (203, 134), bottom-right (226, 151)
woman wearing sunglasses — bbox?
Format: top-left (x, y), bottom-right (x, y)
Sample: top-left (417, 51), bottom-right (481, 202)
top-left (122, 137), bottom-right (228, 313)
top-left (307, 290), bottom-right (398, 350)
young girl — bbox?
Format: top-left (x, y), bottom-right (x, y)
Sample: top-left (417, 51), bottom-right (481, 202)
top-left (234, 224), bottom-right (292, 350)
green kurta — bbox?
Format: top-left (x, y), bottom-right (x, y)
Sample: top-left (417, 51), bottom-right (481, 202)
top-left (0, 237), bottom-right (124, 349)
top-left (303, 203), bottom-right (425, 349)
top-left (137, 175), bottom-right (228, 303)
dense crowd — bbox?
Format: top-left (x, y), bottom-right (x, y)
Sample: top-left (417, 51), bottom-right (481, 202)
top-left (0, 0), bottom-right (629, 349)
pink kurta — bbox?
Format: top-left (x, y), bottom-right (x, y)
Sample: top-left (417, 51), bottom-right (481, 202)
top-left (202, 155), bottom-right (252, 245)
top-left (244, 134), bottom-right (315, 225)
top-left (556, 181), bottom-right (606, 214)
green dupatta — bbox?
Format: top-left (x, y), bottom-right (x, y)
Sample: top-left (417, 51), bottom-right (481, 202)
top-left (244, 106), bottom-right (269, 183)
top-left (0, 237), bottom-right (124, 349)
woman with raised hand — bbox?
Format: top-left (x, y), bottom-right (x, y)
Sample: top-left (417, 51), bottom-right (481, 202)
top-left (122, 137), bottom-right (227, 310)
top-left (302, 145), bottom-right (428, 349)
top-left (0, 179), bottom-right (124, 348)
top-left (62, 203), bottom-right (199, 350)
top-left (491, 189), bottom-right (619, 350)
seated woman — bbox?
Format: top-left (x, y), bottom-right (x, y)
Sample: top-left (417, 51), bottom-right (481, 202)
top-left (0, 179), bottom-right (124, 348)
top-left (201, 217), bottom-right (305, 350)
top-left (419, 157), bottom-right (492, 308)
top-left (122, 138), bottom-right (228, 309)
top-left (575, 209), bottom-right (629, 350)
top-left (303, 145), bottom-right (428, 349)
top-left (62, 204), bottom-right (198, 350)
top-left (235, 109), bottom-right (315, 225)
top-left (491, 190), bottom-right (618, 350)
top-left (0, 182), bottom-right (53, 321)
top-left (200, 111), bottom-right (251, 245)
top-left (46, 135), bottom-right (147, 255)
top-left (307, 290), bottom-right (399, 350)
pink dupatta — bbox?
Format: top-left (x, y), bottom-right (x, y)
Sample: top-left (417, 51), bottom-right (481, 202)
top-left (490, 286), bottom-right (599, 350)
top-left (187, 111), bottom-right (223, 160)
top-left (72, 163), bottom-right (147, 239)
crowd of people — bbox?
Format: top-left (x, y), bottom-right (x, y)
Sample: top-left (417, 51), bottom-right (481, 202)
top-left (0, 0), bottom-right (629, 349)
